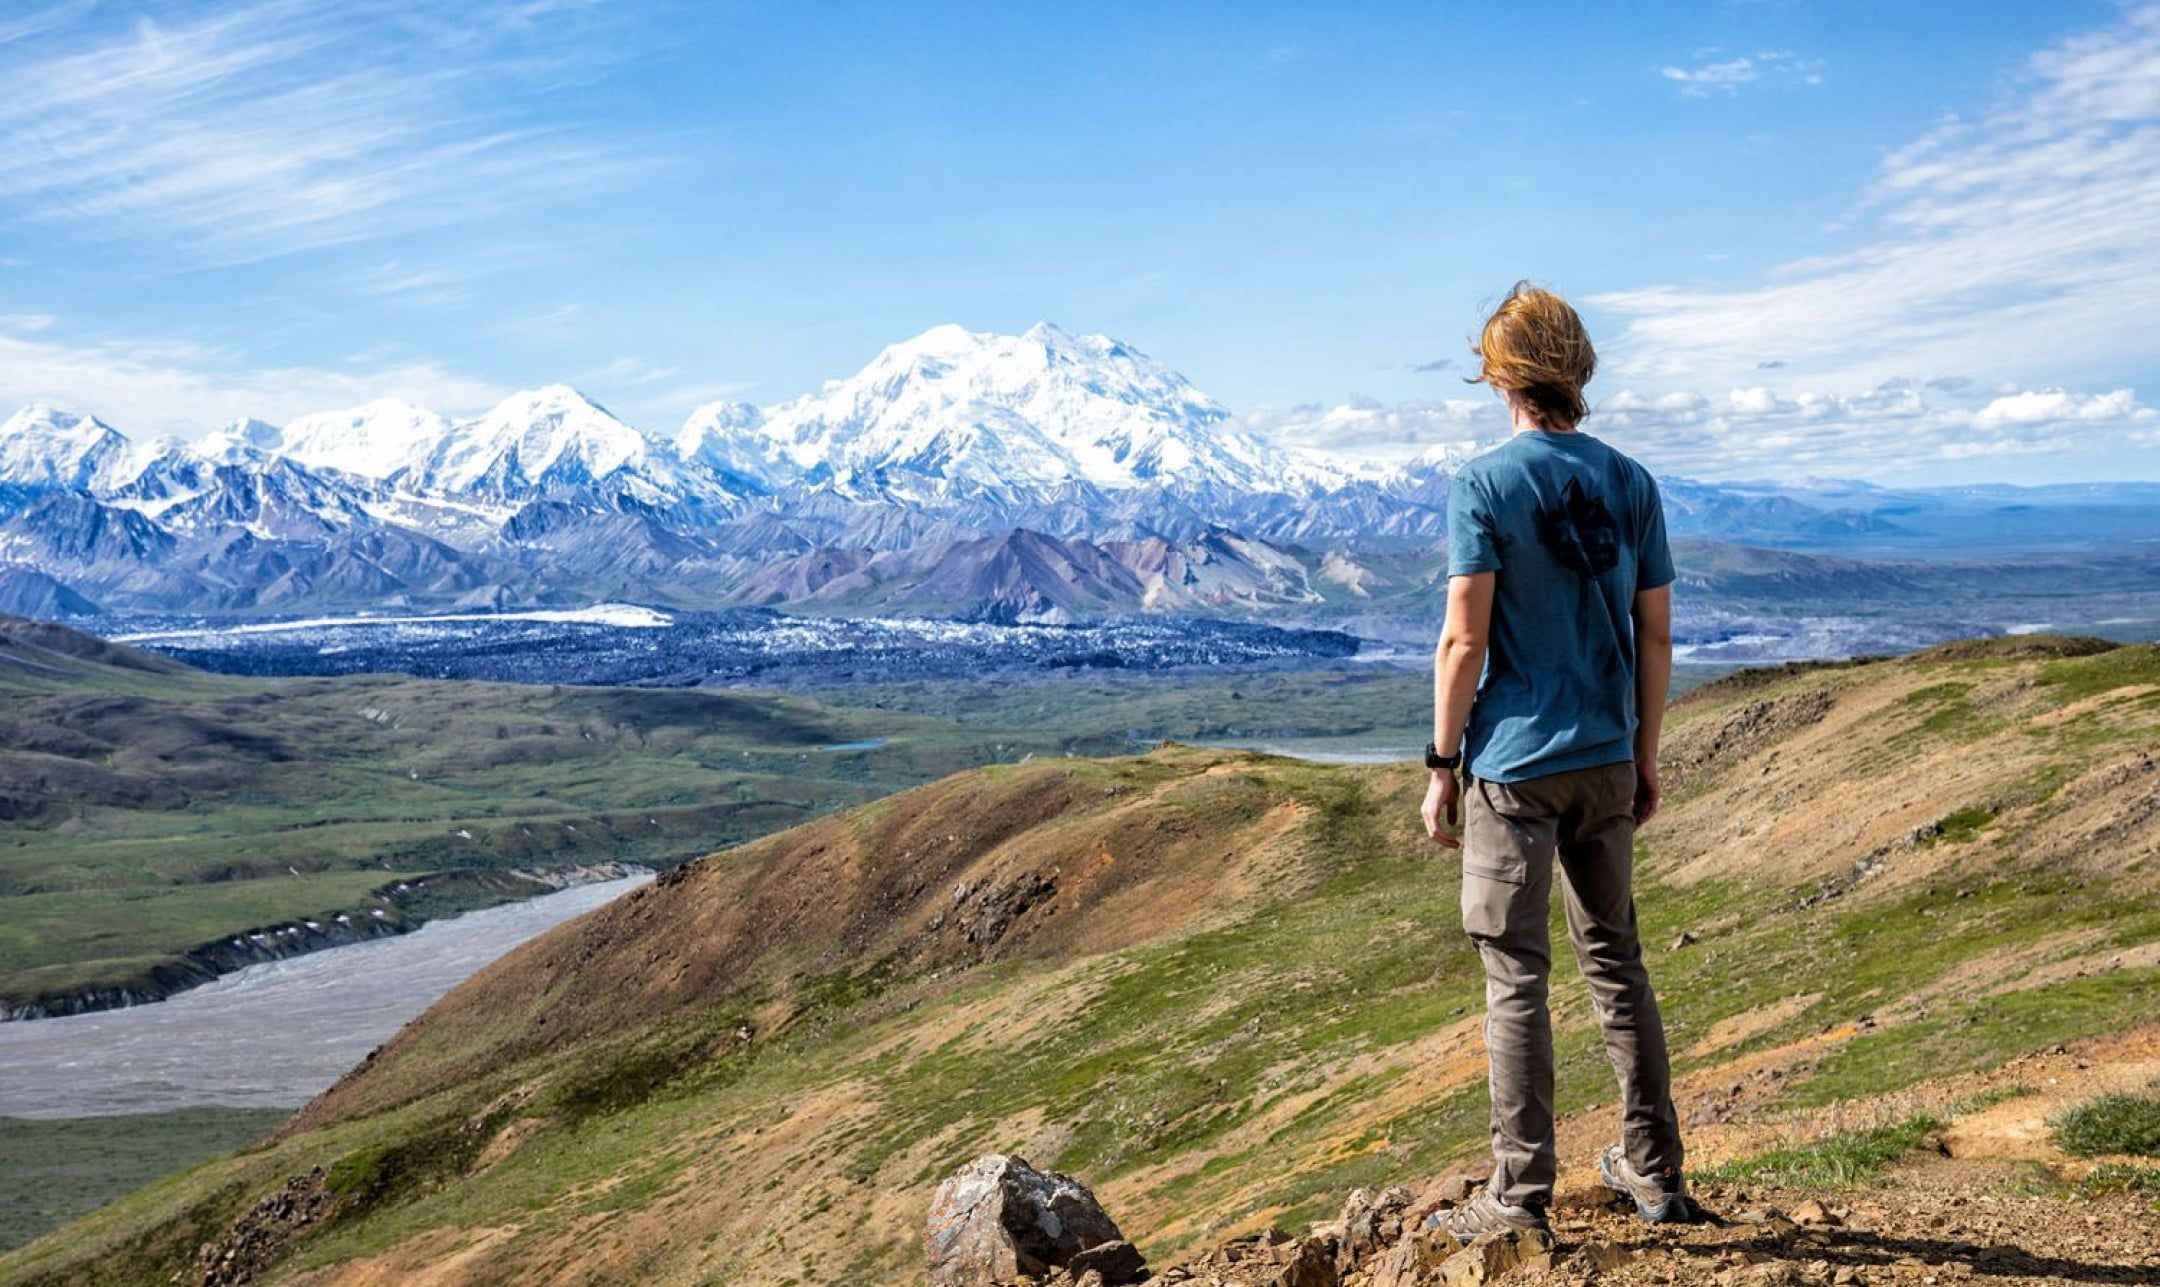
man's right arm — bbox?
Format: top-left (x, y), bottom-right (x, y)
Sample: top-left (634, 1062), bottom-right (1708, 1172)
top-left (1632, 584), bottom-right (1672, 826)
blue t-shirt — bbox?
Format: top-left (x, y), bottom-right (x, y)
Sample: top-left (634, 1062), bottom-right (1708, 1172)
top-left (1447, 430), bottom-right (1674, 783)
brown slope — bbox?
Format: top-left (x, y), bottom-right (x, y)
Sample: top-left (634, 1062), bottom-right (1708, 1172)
top-left (290, 745), bottom-right (1315, 1130)
top-left (1649, 639), bottom-right (2160, 892)
top-left (0, 614), bottom-right (190, 677)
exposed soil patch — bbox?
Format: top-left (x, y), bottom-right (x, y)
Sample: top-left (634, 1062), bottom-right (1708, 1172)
top-left (1687, 995), bottom-right (1825, 1059)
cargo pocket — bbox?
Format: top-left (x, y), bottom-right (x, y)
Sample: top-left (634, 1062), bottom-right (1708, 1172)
top-left (1461, 778), bottom-right (1535, 942)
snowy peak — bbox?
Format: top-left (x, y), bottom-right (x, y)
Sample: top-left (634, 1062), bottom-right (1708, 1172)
top-left (746, 322), bottom-right (1283, 495)
top-left (675, 400), bottom-right (792, 492)
top-left (277, 399), bottom-right (455, 482)
top-left (222, 418), bottom-right (284, 455)
top-left (0, 404), bottom-right (134, 491)
top-left (418, 385), bottom-right (658, 496)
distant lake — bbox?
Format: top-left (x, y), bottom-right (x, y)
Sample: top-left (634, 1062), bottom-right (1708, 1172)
top-left (1198, 738), bottom-right (1421, 765)
top-left (0, 875), bottom-right (650, 1119)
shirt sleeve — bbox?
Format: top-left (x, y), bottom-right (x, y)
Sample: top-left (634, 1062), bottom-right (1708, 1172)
top-left (1447, 472), bottom-right (1501, 576)
top-left (1637, 472), bottom-right (1675, 592)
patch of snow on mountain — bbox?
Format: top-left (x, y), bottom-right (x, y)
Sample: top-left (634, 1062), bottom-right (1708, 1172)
top-left (276, 399), bottom-right (455, 481)
top-left (674, 400), bottom-right (794, 491)
top-left (113, 602), bottom-right (675, 643)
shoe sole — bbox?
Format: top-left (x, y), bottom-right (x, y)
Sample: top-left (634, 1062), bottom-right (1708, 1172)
top-left (1419, 1209), bottom-right (1553, 1245)
top-left (1598, 1150), bottom-right (1693, 1224)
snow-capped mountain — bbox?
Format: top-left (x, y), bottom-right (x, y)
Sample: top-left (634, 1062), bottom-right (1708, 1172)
top-left (0, 405), bottom-right (138, 493)
top-left (276, 399), bottom-right (454, 481)
top-left (104, 435), bottom-right (382, 538)
top-left (409, 386), bottom-right (661, 499)
top-left (673, 400), bottom-right (790, 492)
top-left (0, 319), bottom-right (2008, 623)
top-left (278, 386), bottom-right (740, 510)
top-left (703, 323), bottom-right (1291, 498)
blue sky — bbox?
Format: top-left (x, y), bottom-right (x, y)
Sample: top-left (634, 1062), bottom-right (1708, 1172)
top-left (1, 0), bottom-right (2156, 485)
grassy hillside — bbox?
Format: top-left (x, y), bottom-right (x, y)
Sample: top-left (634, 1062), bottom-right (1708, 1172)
top-left (0, 1111), bottom-right (289, 1256)
top-left (6, 637), bottom-right (2157, 1284)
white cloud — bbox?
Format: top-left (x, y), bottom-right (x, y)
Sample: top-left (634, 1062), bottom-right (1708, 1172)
top-left (1595, 381), bottom-right (2156, 479)
top-left (1604, 5), bottom-right (2160, 391)
top-left (1659, 49), bottom-right (1824, 97)
top-left (0, 328), bottom-right (504, 437)
top-left (1233, 397), bottom-right (1502, 462)
top-left (1973, 387), bottom-right (2144, 428)
top-left (0, 0), bottom-right (658, 263)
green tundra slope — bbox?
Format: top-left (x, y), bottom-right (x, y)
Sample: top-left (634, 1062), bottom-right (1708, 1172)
top-left (0, 616), bottom-right (1433, 1015)
top-left (5, 637), bottom-right (2156, 1285)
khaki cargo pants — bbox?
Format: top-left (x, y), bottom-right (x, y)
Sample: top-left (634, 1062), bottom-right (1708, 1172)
top-left (1461, 759), bottom-right (1684, 1209)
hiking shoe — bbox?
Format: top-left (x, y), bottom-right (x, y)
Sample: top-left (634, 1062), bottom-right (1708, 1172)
top-left (1421, 1188), bottom-right (1551, 1244)
top-left (1598, 1143), bottom-right (1694, 1223)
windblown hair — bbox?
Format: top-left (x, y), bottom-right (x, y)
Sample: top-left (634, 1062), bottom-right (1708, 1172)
top-left (1471, 281), bottom-right (1596, 429)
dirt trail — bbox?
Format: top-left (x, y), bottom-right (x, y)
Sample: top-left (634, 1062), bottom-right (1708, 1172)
top-left (1164, 1025), bottom-right (2160, 1287)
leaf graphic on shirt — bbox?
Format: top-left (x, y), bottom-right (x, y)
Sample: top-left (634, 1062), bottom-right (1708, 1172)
top-left (1534, 477), bottom-right (1621, 577)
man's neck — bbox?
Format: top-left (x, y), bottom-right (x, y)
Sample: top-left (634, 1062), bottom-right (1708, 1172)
top-left (1510, 416), bottom-right (1579, 436)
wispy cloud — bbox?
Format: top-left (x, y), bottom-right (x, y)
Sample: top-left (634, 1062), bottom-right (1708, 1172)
top-left (0, 328), bottom-right (504, 436)
top-left (1596, 382), bottom-right (2157, 478)
top-left (1605, 5), bottom-right (2160, 391)
top-left (0, 2), bottom-right (92, 47)
top-left (578, 356), bottom-right (680, 388)
top-left (1659, 49), bottom-right (1824, 97)
top-left (1234, 397), bottom-right (1499, 461)
top-left (0, 0), bottom-right (660, 264)
top-left (620, 379), bottom-right (757, 428)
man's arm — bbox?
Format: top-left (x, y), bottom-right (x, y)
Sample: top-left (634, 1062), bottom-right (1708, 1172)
top-left (1424, 572), bottom-right (1494, 846)
top-left (1631, 583), bottom-right (1673, 825)
top-left (1434, 572), bottom-right (1494, 753)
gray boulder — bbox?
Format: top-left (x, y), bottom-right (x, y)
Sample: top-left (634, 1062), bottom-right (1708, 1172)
top-left (924, 1153), bottom-right (1146, 1286)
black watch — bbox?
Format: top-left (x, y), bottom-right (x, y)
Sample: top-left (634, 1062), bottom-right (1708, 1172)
top-left (1424, 741), bottom-right (1463, 771)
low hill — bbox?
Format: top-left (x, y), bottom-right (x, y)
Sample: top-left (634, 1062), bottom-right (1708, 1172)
top-left (6, 639), bottom-right (2157, 1284)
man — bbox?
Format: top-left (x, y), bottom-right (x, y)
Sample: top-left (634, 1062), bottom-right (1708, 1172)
top-left (1420, 282), bottom-right (1691, 1239)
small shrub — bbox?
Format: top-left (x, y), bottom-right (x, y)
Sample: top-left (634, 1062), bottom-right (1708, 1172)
top-left (1922, 807), bottom-right (1994, 846)
top-left (2078, 1162), bottom-right (2160, 1196)
top-left (1951, 1083), bottom-right (2037, 1114)
top-left (2052, 1092), bottom-right (2160, 1158)
top-left (1696, 1116), bottom-right (1943, 1188)
top-left (323, 1118), bottom-right (481, 1207)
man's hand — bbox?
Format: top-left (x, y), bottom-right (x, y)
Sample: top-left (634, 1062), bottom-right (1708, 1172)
top-left (1633, 758), bottom-right (1661, 826)
top-left (1423, 770), bottom-right (1463, 848)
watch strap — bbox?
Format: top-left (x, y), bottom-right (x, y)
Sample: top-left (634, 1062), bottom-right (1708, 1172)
top-left (1424, 741), bottom-right (1463, 771)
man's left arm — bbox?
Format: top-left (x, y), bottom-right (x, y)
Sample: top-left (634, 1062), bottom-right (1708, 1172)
top-left (1425, 571), bottom-right (1494, 847)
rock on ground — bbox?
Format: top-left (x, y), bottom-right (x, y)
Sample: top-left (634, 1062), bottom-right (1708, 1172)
top-left (926, 1153), bottom-right (1147, 1286)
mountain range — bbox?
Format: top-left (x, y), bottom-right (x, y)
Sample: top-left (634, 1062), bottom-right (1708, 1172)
top-left (1, 323), bottom-right (2154, 626)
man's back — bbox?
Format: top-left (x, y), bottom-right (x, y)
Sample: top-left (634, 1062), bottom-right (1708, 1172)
top-left (1447, 430), bottom-right (1673, 784)
top-left (1422, 283), bottom-right (1689, 1242)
